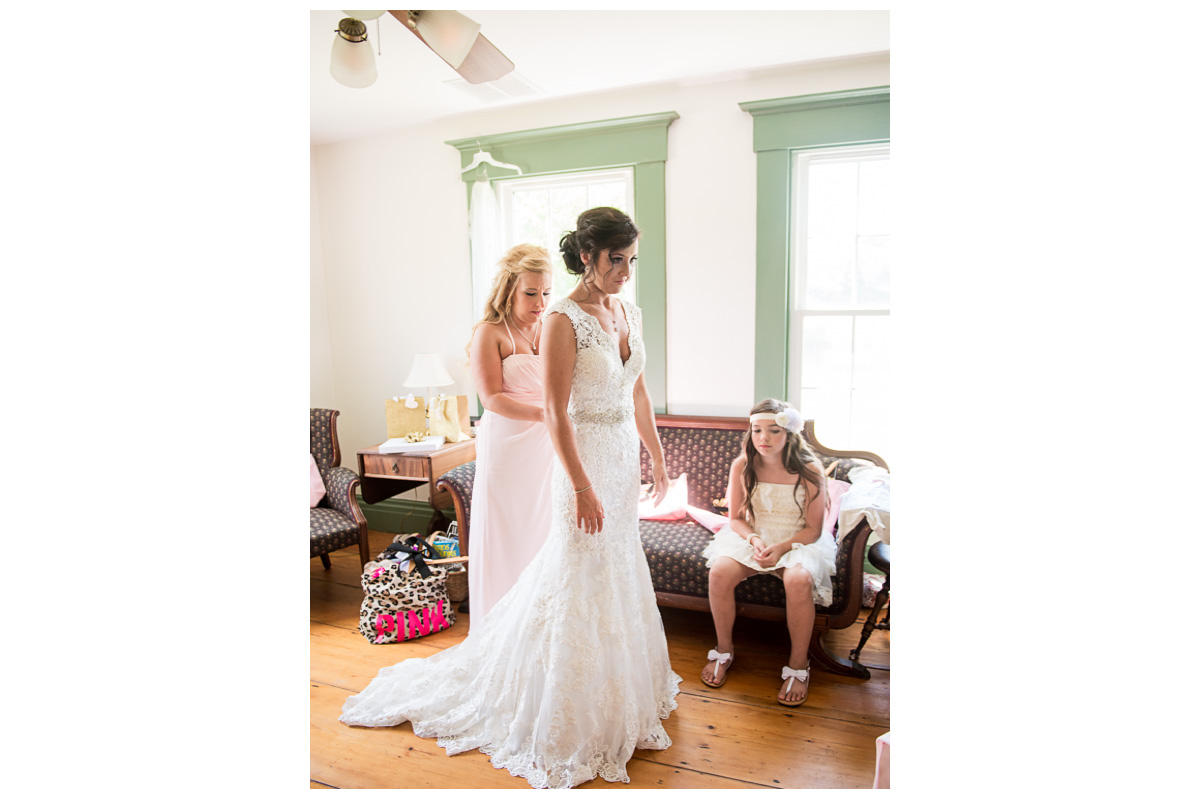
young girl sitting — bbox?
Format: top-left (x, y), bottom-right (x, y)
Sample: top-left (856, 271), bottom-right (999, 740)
top-left (700, 399), bottom-right (834, 707)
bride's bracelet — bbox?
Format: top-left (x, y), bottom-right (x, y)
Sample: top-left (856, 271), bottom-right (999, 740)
top-left (747, 534), bottom-right (762, 544)
top-left (574, 484), bottom-right (592, 494)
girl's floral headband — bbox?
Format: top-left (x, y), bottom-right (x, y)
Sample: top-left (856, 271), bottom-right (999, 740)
top-left (749, 408), bottom-right (802, 434)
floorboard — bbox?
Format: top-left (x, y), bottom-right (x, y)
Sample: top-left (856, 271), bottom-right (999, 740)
top-left (311, 530), bottom-right (889, 789)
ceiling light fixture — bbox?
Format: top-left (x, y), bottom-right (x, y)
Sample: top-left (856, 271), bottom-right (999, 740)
top-left (330, 17), bottom-right (378, 88)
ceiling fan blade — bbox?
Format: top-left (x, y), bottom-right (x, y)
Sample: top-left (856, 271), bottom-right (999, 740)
top-left (388, 10), bottom-right (515, 84)
top-left (453, 35), bottom-right (515, 84)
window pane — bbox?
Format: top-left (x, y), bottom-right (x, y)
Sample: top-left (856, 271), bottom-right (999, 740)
top-left (852, 316), bottom-right (890, 391)
top-left (806, 235), bottom-right (855, 308)
top-left (851, 316), bottom-right (889, 454)
top-left (797, 316), bottom-right (852, 448)
top-left (587, 181), bottom-right (626, 211)
top-left (857, 158), bottom-right (889, 236)
top-left (856, 235), bottom-right (889, 308)
top-left (511, 189), bottom-right (547, 248)
top-left (807, 161), bottom-right (858, 238)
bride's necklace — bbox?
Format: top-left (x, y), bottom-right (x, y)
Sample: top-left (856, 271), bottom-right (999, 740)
top-left (515, 318), bottom-right (540, 353)
top-left (585, 300), bottom-right (619, 333)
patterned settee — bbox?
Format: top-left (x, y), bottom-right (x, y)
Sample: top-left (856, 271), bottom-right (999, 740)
top-left (436, 414), bottom-right (888, 678)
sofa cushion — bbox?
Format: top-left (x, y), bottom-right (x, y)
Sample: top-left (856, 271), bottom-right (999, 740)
top-left (310, 507), bottom-right (359, 558)
top-left (639, 518), bottom-right (839, 612)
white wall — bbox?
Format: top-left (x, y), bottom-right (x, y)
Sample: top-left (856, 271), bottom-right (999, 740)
top-left (311, 149), bottom-right (337, 410)
top-left (312, 55), bottom-right (889, 468)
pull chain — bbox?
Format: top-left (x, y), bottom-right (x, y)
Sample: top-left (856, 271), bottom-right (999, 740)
top-left (376, 17), bottom-right (381, 55)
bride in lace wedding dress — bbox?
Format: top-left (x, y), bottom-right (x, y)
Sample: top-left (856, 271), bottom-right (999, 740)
top-left (340, 208), bottom-right (680, 789)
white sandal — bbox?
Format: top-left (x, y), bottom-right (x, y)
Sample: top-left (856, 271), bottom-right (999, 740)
top-left (778, 663), bottom-right (810, 707)
top-left (702, 649), bottom-right (733, 688)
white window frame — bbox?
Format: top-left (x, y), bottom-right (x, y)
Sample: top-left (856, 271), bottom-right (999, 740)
top-left (787, 145), bottom-right (890, 448)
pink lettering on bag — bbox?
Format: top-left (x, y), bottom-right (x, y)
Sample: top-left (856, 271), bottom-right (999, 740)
top-left (374, 614), bottom-right (395, 643)
top-left (406, 608), bottom-right (431, 638)
top-left (429, 599), bottom-right (449, 632)
top-left (400, 600), bottom-right (451, 640)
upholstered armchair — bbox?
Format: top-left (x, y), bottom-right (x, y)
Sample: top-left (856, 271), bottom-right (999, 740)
top-left (311, 408), bottom-right (371, 569)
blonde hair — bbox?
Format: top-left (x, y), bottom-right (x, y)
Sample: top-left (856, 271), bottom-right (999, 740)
top-left (465, 243), bottom-right (552, 362)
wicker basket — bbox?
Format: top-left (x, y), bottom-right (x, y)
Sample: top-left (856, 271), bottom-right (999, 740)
top-left (445, 567), bottom-right (468, 603)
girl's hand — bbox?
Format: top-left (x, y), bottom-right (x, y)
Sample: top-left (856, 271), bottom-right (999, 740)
top-left (748, 534), bottom-right (767, 558)
top-left (650, 462), bottom-right (670, 506)
top-left (753, 542), bottom-right (790, 568)
top-left (575, 486), bottom-right (605, 535)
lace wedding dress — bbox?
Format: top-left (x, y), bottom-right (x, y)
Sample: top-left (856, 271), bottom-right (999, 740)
top-left (340, 297), bottom-right (682, 789)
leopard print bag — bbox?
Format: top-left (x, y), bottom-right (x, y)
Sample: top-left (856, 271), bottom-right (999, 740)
top-left (358, 535), bottom-right (457, 644)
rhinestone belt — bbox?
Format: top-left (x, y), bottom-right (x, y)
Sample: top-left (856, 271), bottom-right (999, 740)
top-left (570, 407), bottom-right (635, 425)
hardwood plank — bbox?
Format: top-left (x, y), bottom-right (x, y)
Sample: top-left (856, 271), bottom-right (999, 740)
top-left (311, 682), bottom-right (530, 789)
top-left (311, 621), bottom-right (467, 693)
top-left (639, 694), bottom-right (884, 789)
top-left (658, 606), bottom-right (890, 728)
top-left (312, 682), bottom-right (769, 790)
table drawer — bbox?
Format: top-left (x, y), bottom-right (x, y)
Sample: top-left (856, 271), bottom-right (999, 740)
top-left (362, 454), bottom-right (430, 480)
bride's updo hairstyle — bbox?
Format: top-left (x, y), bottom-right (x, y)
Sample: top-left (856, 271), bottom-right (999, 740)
top-left (558, 207), bottom-right (640, 277)
top-left (465, 243), bottom-right (552, 360)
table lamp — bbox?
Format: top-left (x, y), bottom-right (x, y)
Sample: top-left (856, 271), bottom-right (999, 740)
top-left (403, 353), bottom-right (454, 401)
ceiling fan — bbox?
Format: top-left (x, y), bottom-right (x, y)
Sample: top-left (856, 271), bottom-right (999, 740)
top-left (330, 10), bottom-right (514, 88)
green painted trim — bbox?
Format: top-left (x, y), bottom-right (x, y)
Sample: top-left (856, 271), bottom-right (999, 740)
top-left (742, 88), bottom-right (890, 154)
top-left (449, 113), bottom-right (677, 410)
top-left (356, 496), bottom-right (456, 535)
top-left (744, 87), bottom-right (890, 404)
top-left (633, 160), bottom-right (667, 413)
top-left (738, 86), bottom-right (890, 116)
top-left (753, 149), bottom-right (792, 403)
top-left (447, 113), bottom-right (678, 183)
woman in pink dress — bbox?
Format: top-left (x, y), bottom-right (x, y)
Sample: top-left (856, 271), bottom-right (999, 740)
top-left (465, 244), bottom-right (555, 624)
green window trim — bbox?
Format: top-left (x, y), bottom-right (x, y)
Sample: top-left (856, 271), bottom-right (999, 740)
top-left (738, 87), bottom-right (890, 402)
top-left (446, 112), bottom-right (678, 413)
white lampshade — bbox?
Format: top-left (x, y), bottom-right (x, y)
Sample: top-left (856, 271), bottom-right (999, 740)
top-left (343, 10), bottom-right (385, 20)
top-left (413, 10), bottom-right (481, 69)
top-left (330, 21), bottom-right (378, 88)
top-left (403, 354), bottom-right (454, 390)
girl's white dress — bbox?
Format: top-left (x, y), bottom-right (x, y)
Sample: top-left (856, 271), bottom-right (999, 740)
top-left (701, 482), bottom-right (835, 606)
top-left (340, 297), bottom-right (681, 789)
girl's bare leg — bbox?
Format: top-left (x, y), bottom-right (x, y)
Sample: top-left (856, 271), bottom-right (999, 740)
top-left (781, 565), bottom-right (816, 704)
top-left (702, 556), bottom-right (758, 685)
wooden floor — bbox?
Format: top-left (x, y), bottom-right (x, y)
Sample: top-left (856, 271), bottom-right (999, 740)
top-left (311, 530), bottom-right (890, 789)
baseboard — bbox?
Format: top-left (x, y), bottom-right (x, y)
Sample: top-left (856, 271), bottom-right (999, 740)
top-left (355, 496), bottom-right (457, 535)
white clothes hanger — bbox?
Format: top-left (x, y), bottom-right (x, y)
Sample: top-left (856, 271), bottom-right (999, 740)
top-left (461, 141), bottom-right (523, 176)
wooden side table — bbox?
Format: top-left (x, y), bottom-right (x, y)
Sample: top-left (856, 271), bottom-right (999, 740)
top-left (356, 439), bottom-right (476, 534)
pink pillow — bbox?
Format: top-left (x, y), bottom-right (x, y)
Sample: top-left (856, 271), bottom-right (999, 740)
top-left (823, 479), bottom-right (851, 538)
top-left (638, 473), bottom-right (689, 520)
top-left (309, 454), bottom-right (326, 508)
top-left (686, 505), bottom-right (729, 533)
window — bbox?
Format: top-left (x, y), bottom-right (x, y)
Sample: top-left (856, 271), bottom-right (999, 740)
top-left (449, 112), bottom-right (677, 411)
top-left (740, 86), bottom-right (889, 452)
top-left (495, 168), bottom-right (636, 305)
top-left (789, 147), bottom-right (889, 454)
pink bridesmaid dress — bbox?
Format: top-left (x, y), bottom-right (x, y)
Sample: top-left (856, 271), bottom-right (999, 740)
top-left (467, 321), bottom-right (555, 626)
